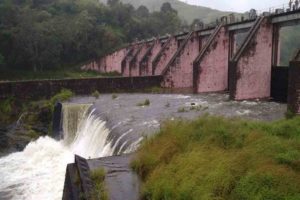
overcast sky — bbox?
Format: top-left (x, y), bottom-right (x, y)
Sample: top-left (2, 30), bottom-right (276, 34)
top-left (178, 0), bottom-right (288, 12)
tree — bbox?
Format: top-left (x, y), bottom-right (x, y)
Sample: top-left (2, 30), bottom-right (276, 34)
top-left (107, 0), bottom-right (119, 7)
top-left (0, 0), bottom-right (183, 72)
top-left (161, 2), bottom-right (177, 14)
top-left (191, 18), bottom-right (204, 30)
top-left (136, 5), bottom-right (149, 18)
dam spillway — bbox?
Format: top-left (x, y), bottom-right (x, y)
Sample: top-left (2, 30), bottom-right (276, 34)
top-left (0, 103), bottom-right (135, 200)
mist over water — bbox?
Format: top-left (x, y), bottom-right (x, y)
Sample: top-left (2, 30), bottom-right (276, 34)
top-left (0, 104), bottom-right (114, 200)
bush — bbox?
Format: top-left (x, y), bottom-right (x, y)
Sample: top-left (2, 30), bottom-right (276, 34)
top-left (92, 90), bottom-right (100, 99)
top-left (132, 116), bottom-right (300, 200)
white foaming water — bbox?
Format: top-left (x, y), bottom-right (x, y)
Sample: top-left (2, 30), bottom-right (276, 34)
top-left (0, 104), bottom-right (115, 200)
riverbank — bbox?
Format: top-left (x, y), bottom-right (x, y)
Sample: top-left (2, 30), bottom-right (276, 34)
top-left (0, 89), bottom-right (74, 156)
top-left (132, 115), bottom-right (300, 200)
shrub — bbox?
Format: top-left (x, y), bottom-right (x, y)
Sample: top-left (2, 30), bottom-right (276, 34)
top-left (92, 90), bottom-right (100, 99)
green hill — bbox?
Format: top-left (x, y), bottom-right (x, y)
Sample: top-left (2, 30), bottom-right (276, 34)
top-left (100, 0), bottom-right (236, 24)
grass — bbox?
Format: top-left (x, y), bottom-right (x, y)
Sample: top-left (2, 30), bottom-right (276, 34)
top-left (50, 88), bottom-right (74, 107)
top-left (92, 90), bottom-right (100, 99)
top-left (90, 168), bottom-right (108, 200)
top-left (0, 68), bottom-right (121, 82)
top-left (137, 99), bottom-right (151, 107)
top-left (132, 115), bottom-right (300, 200)
top-left (177, 107), bottom-right (187, 113)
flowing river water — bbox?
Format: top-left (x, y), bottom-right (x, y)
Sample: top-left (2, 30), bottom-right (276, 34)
top-left (0, 93), bottom-right (287, 200)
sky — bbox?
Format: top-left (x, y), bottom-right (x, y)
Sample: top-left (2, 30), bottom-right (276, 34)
top-left (178, 0), bottom-right (288, 12)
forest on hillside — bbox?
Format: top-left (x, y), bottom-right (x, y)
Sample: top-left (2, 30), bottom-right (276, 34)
top-left (0, 0), bottom-right (182, 72)
top-left (99, 0), bottom-right (234, 24)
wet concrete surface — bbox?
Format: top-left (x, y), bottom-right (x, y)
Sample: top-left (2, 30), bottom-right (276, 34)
top-left (88, 154), bottom-right (139, 200)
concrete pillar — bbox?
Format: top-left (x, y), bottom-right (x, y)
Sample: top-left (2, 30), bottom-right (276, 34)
top-left (153, 36), bottom-right (178, 75)
top-left (193, 25), bottom-right (230, 93)
top-left (229, 18), bottom-right (273, 100)
top-left (140, 39), bottom-right (162, 76)
top-left (122, 44), bottom-right (141, 76)
top-left (162, 32), bottom-right (200, 90)
top-left (130, 42), bottom-right (153, 77)
top-left (272, 25), bottom-right (281, 66)
top-left (105, 47), bottom-right (129, 73)
top-left (288, 57), bottom-right (300, 114)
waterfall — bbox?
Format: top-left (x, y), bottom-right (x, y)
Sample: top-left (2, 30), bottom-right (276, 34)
top-left (0, 103), bottom-right (117, 200)
top-left (62, 103), bottom-right (91, 145)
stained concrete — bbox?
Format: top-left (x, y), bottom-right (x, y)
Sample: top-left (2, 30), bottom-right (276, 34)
top-left (130, 42), bottom-right (153, 77)
top-left (153, 36), bottom-right (178, 75)
top-left (195, 26), bottom-right (230, 93)
top-left (231, 18), bottom-right (273, 100)
top-left (162, 32), bottom-right (200, 89)
top-left (106, 48), bottom-right (129, 73)
top-left (140, 39), bottom-right (162, 76)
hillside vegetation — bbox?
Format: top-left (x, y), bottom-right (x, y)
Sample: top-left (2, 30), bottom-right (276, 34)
top-left (99, 0), bottom-right (235, 23)
top-left (0, 0), bottom-right (181, 77)
top-left (132, 115), bottom-right (300, 200)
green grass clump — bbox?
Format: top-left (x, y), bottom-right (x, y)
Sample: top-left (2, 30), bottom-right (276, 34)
top-left (137, 99), bottom-right (150, 106)
top-left (150, 86), bottom-right (163, 93)
top-left (90, 168), bottom-right (108, 200)
top-left (112, 94), bottom-right (118, 100)
top-left (92, 90), bottom-right (100, 99)
top-left (132, 116), bottom-right (300, 200)
top-left (50, 88), bottom-right (74, 106)
top-left (177, 107), bottom-right (187, 113)
top-left (0, 96), bottom-right (14, 116)
top-left (190, 105), bottom-right (202, 111)
top-left (286, 106), bottom-right (296, 119)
